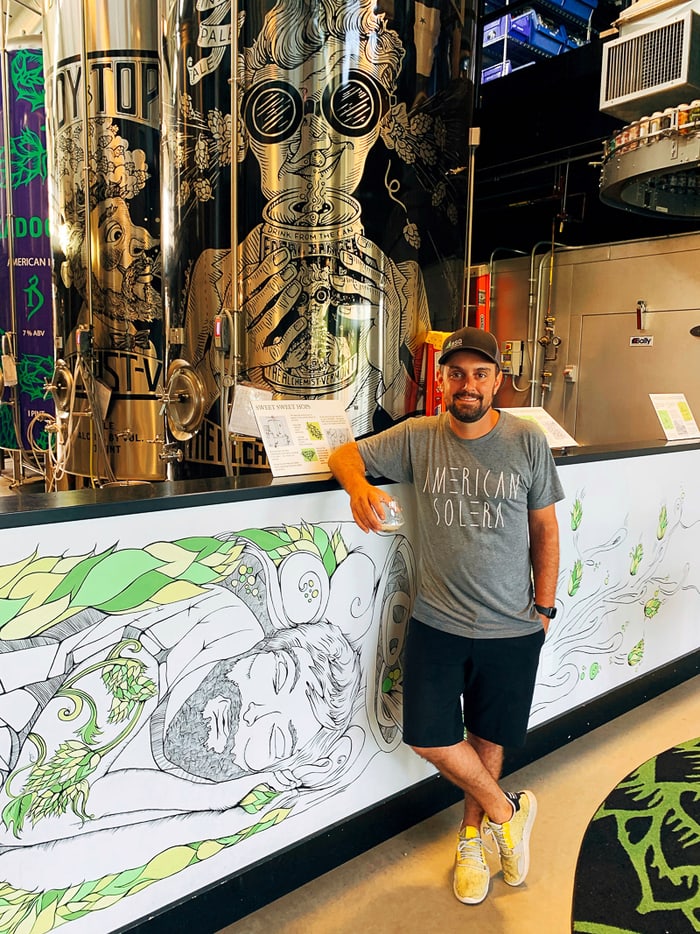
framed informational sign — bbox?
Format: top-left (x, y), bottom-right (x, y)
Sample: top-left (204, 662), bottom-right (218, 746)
top-left (252, 399), bottom-right (354, 476)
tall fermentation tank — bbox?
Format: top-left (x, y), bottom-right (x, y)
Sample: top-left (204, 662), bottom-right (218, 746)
top-left (0, 30), bottom-right (54, 454)
top-left (161, 0), bottom-right (474, 474)
top-left (43, 0), bottom-right (164, 481)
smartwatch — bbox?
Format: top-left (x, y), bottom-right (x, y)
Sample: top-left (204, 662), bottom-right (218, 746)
top-left (535, 603), bottom-right (557, 619)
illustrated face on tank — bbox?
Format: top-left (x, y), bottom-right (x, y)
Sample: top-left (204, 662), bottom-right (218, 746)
top-left (87, 197), bottom-right (161, 321)
top-left (244, 39), bottom-right (393, 208)
top-left (162, 646), bottom-right (324, 779)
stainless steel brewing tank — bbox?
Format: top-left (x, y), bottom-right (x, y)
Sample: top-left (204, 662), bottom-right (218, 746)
top-left (43, 0), bottom-right (164, 481)
top-left (161, 0), bottom-right (473, 475)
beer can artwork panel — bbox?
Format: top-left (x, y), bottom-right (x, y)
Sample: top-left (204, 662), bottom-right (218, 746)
top-left (0, 41), bottom-right (55, 453)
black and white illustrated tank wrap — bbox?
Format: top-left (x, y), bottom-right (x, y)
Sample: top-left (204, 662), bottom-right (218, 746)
top-left (161, 0), bottom-right (472, 470)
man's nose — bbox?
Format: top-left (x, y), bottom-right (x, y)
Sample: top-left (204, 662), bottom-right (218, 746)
top-left (457, 375), bottom-right (480, 393)
top-left (302, 96), bottom-right (322, 118)
top-left (243, 702), bottom-right (264, 726)
top-left (130, 235), bottom-right (158, 259)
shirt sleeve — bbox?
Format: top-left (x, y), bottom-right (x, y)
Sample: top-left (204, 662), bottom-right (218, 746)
top-left (527, 427), bottom-right (565, 510)
top-left (356, 419), bottom-right (416, 483)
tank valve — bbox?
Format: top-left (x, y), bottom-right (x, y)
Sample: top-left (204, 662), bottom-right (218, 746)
top-left (159, 442), bottom-right (184, 463)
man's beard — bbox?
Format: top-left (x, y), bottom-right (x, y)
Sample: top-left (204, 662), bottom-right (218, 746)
top-left (447, 393), bottom-right (492, 424)
top-left (91, 261), bottom-right (162, 324)
top-left (160, 661), bottom-right (246, 781)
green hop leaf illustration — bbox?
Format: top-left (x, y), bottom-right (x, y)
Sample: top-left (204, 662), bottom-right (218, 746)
top-left (629, 543), bottom-right (643, 576)
top-left (22, 740), bottom-right (100, 825)
top-left (627, 638), bottom-right (644, 666)
top-left (1, 792), bottom-right (33, 837)
top-left (568, 559), bottom-right (583, 597)
top-left (657, 505), bottom-right (668, 540)
top-left (102, 658), bottom-right (157, 723)
top-left (644, 595), bottom-right (661, 619)
top-left (10, 49), bottom-right (45, 111)
top-left (570, 498), bottom-right (583, 531)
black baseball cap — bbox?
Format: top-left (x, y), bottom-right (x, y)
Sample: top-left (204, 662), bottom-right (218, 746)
top-left (437, 326), bottom-right (501, 367)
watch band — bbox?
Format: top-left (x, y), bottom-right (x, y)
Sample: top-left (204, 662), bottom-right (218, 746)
top-left (535, 603), bottom-right (557, 619)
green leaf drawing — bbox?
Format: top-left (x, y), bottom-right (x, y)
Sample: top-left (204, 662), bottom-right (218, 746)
top-left (657, 505), bottom-right (668, 540)
top-left (0, 804), bottom-right (295, 931)
top-left (629, 543), bottom-right (643, 576)
top-left (102, 658), bottom-right (157, 723)
top-left (21, 739), bottom-right (100, 824)
top-left (10, 49), bottom-right (45, 112)
top-left (568, 559), bottom-right (583, 597)
top-left (627, 638), bottom-right (644, 666)
top-left (570, 498), bottom-right (583, 531)
top-left (238, 783), bottom-right (279, 815)
top-left (1, 792), bottom-right (33, 837)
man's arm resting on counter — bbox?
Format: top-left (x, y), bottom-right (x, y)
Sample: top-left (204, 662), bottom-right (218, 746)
top-left (528, 503), bottom-right (560, 633)
top-left (328, 442), bottom-right (394, 534)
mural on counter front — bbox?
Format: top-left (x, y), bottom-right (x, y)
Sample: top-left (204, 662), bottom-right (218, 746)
top-left (0, 520), bottom-right (415, 933)
top-left (530, 469), bottom-right (700, 727)
top-left (0, 46), bottom-right (54, 452)
top-left (167, 0), bottom-right (468, 457)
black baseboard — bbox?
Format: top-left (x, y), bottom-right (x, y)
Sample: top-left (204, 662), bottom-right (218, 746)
top-left (121, 650), bottom-right (699, 934)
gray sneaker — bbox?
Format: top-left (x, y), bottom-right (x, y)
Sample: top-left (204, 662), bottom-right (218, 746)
top-left (487, 790), bottom-right (537, 886)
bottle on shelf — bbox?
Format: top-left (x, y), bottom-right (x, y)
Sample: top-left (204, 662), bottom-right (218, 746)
top-left (638, 115), bottom-right (650, 145)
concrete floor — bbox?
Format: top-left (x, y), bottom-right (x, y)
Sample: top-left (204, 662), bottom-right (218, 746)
top-left (219, 674), bottom-right (700, 934)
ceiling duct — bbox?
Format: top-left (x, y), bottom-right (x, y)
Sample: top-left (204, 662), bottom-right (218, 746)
top-left (600, 10), bottom-right (700, 120)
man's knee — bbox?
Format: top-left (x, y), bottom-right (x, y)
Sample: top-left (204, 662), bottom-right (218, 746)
top-left (410, 743), bottom-right (457, 767)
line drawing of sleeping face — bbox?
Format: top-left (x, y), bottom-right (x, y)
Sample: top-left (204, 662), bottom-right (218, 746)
top-left (162, 641), bottom-right (347, 780)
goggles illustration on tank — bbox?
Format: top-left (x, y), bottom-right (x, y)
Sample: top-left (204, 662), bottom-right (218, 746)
top-left (243, 70), bottom-right (390, 143)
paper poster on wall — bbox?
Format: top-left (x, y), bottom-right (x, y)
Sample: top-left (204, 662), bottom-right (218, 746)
top-left (649, 393), bottom-right (700, 440)
top-left (500, 407), bottom-right (578, 448)
top-left (252, 399), bottom-right (354, 476)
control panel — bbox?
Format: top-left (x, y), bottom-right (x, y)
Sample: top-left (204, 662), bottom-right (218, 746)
top-left (501, 339), bottom-right (523, 376)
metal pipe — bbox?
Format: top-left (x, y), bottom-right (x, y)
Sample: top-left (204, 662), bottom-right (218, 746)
top-left (224, 5), bottom-right (241, 477)
top-left (528, 238), bottom-right (575, 404)
top-left (460, 127), bottom-right (480, 327)
top-left (79, 0), bottom-right (94, 334)
top-left (526, 241), bottom-right (557, 404)
top-left (230, 9), bottom-right (240, 326)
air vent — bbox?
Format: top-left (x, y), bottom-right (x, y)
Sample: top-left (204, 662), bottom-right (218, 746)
top-left (600, 11), bottom-right (700, 120)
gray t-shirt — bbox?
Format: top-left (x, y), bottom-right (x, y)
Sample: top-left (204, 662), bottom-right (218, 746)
top-left (357, 411), bottom-right (565, 638)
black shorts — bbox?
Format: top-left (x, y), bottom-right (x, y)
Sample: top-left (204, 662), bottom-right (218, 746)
top-left (402, 617), bottom-right (545, 749)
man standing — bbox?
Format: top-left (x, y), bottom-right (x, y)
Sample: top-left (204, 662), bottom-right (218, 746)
top-left (328, 326), bottom-right (564, 905)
